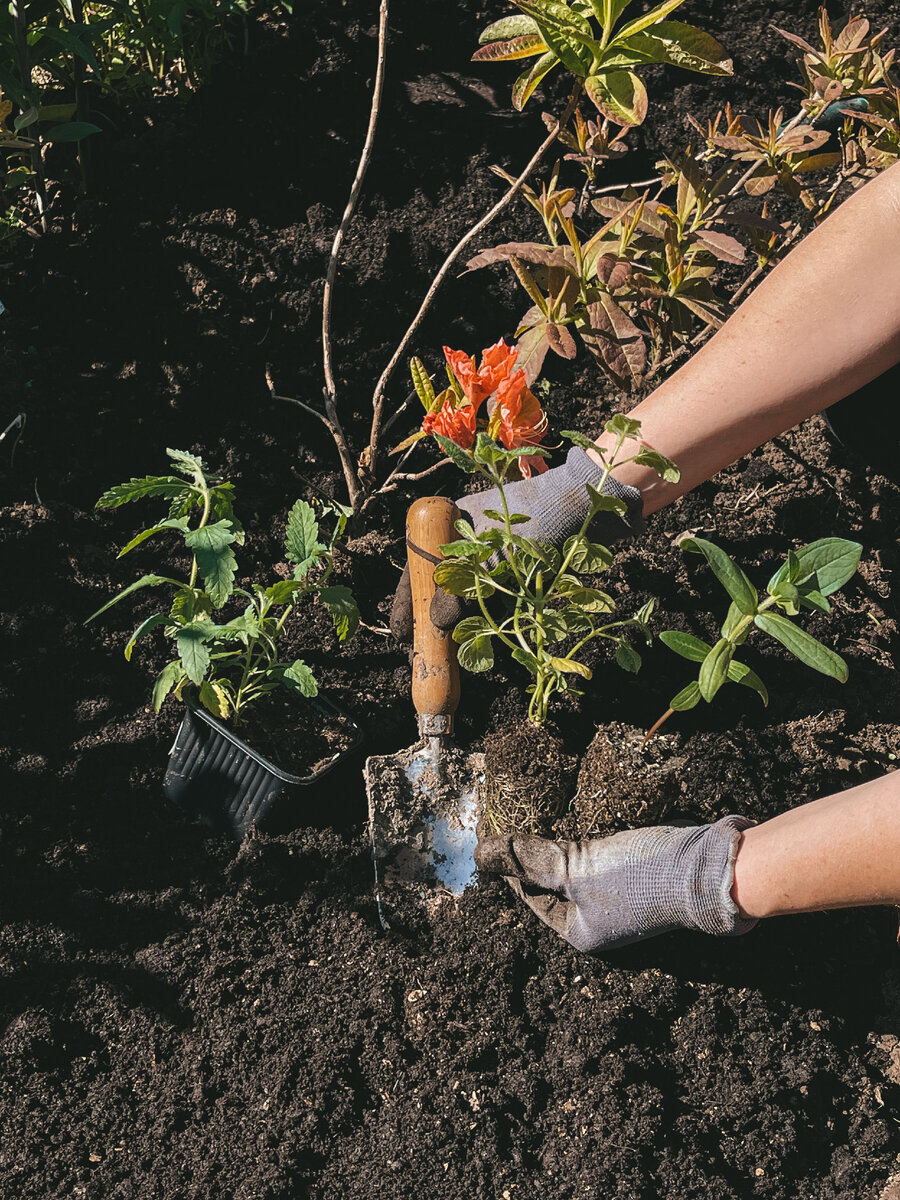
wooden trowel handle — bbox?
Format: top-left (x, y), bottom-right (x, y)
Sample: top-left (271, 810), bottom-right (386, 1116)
top-left (407, 496), bottom-right (461, 736)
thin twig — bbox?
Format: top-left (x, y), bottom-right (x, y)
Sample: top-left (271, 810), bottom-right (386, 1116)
top-left (592, 175), bottom-right (663, 197)
top-left (266, 366), bottom-right (333, 431)
top-left (377, 457), bottom-right (451, 495)
top-left (365, 86), bottom-right (582, 481)
top-left (319, 0), bottom-right (389, 509)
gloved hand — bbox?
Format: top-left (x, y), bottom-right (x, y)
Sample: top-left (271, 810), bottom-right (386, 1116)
top-left (390, 446), bottom-right (643, 642)
top-left (475, 817), bottom-right (758, 953)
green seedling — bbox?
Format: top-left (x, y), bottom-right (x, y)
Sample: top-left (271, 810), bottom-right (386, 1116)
top-left (473, 0), bottom-right (732, 125)
top-left (647, 534), bottom-right (863, 739)
top-left (432, 415), bottom-right (679, 725)
top-left (86, 448), bottom-right (358, 723)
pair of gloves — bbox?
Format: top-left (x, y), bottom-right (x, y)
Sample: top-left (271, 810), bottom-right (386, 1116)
top-left (391, 448), bottom-right (758, 952)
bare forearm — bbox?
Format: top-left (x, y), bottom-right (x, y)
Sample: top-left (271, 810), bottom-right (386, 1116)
top-left (732, 771), bottom-right (900, 919)
top-left (591, 161), bottom-right (900, 513)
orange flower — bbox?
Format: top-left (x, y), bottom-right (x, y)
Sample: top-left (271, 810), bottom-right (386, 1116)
top-left (493, 370), bottom-right (549, 478)
top-left (443, 339), bottom-right (518, 407)
top-left (423, 395), bottom-right (479, 450)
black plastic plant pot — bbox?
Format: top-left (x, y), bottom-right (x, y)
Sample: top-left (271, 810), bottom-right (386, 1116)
top-left (824, 360), bottom-right (900, 482)
top-left (163, 694), bottom-right (363, 838)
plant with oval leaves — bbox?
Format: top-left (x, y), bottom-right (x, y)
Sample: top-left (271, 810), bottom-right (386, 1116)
top-left (86, 448), bottom-right (359, 724)
top-left (472, 0), bottom-right (733, 126)
top-left (430, 416), bottom-right (679, 726)
top-left (646, 534), bottom-right (862, 740)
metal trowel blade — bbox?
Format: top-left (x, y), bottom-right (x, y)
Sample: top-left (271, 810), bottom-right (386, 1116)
top-left (365, 739), bottom-right (484, 928)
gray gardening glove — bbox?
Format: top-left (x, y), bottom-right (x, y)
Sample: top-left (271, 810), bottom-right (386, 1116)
top-left (475, 817), bottom-right (757, 953)
top-left (390, 446), bottom-right (643, 642)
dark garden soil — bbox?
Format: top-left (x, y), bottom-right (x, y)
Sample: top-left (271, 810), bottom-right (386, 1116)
top-left (3, 0), bottom-right (900, 1196)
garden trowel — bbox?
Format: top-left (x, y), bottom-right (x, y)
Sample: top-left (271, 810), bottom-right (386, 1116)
top-left (365, 496), bottom-right (483, 929)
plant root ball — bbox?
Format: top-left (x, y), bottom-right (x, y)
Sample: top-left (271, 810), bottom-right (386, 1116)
top-left (559, 722), bottom-right (685, 840)
top-left (480, 721), bottom-right (578, 837)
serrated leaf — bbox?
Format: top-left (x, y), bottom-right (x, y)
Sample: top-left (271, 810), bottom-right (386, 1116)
top-left (86, 574), bottom-right (181, 623)
top-left (670, 679), bottom-right (702, 710)
top-left (632, 448), bottom-right (680, 483)
top-left (727, 660), bottom-right (768, 705)
top-left (199, 679), bottom-right (230, 718)
top-left (698, 637), bottom-right (733, 702)
top-left (561, 429), bottom-right (599, 454)
top-left (185, 522), bottom-right (237, 609)
top-left (615, 642), bottom-right (641, 673)
top-left (433, 434), bottom-right (479, 473)
top-left (167, 447), bottom-right (208, 479)
top-left (124, 612), bottom-right (169, 661)
top-left (584, 70), bottom-right (648, 127)
top-left (176, 627), bottom-right (211, 685)
top-left (585, 484), bottom-right (628, 519)
top-left (320, 585), bottom-right (359, 641)
top-left (117, 516), bottom-right (190, 557)
top-left (681, 537), bottom-right (757, 615)
top-left (211, 487), bottom-right (245, 547)
top-left (659, 630), bottom-right (711, 662)
top-left (265, 579), bottom-right (311, 604)
top-left (95, 475), bottom-right (187, 509)
top-left (459, 635), bottom-right (495, 672)
top-left (153, 661), bottom-right (184, 712)
top-left (283, 659), bottom-right (318, 697)
top-left (285, 499), bottom-right (324, 577)
top-left (754, 613), bottom-right (848, 682)
top-left (563, 534), bottom-right (613, 572)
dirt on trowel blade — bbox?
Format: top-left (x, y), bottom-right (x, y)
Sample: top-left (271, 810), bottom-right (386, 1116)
top-left (365, 739), bottom-right (484, 928)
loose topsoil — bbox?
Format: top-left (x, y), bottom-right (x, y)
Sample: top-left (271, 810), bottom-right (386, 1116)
top-left (3, 1), bottom-right (900, 1197)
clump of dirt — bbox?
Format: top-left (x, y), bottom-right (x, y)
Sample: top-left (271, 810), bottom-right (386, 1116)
top-left (238, 691), bottom-right (359, 776)
top-left (554, 721), bottom-right (685, 838)
top-left (481, 721), bottom-right (578, 835)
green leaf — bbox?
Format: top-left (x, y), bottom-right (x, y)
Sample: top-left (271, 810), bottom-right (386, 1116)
top-left (721, 600), bottom-right (751, 644)
top-left (167, 447), bottom-right (208, 479)
top-left (727, 660), bottom-right (769, 706)
top-left (584, 70), bottom-right (648, 126)
top-left (86, 574), bottom-right (181, 623)
top-left (283, 660), bottom-right (318, 697)
top-left (199, 679), bottom-right (230, 718)
top-left (285, 499), bottom-right (325, 578)
top-left (434, 560), bottom-right (489, 598)
top-left (698, 637), bottom-right (733, 702)
top-left (42, 121), bottom-right (102, 143)
top-left (117, 516), bottom-right (190, 557)
top-left (439, 539), bottom-right (494, 562)
top-left (479, 14), bottom-right (541, 43)
top-left (152, 661), bottom-right (184, 712)
top-left (265, 579), bottom-right (312, 604)
top-left (434, 434), bottom-right (478, 473)
top-left (320, 585), bottom-right (359, 641)
top-left (452, 615), bottom-right (493, 642)
top-left (614, 0), bottom-right (690, 40)
top-left (754, 613), bottom-right (849, 682)
top-left (184, 522), bottom-right (237, 609)
top-left (605, 414), bottom-right (643, 439)
top-left (567, 586), bottom-right (615, 613)
top-left (473, 33), bottom-right (548, 61)
top-left (585, 484), bottom-right (628, 518)
top-left (670, 679), bottom-right (702, 710)
top-left (659, 630), bottom-right (711, 661)
top-left (549, 656), bottom-right (592, 678)
top-left (798, 588), bottom-right (831, 615)
top-left (176, 626), bottom-right (211, 686)
top-left (615, 642), bottom-right (641, 673)
top-left (563, 534), bottom-right (613, 572)
top-left (511, 646), bottom-right (541, 676)
top-left (124, 612), bottom-right (169, 661)
top-left (473, 433), bottom-right (505, 466)
top-left (561, 429), bottom-right (599, 453)
top-left (509, 535), bottom-right (560, 569)
top-left (516, 0), bottom-right (596, 76)
top-left (95, 475), bottom-right (187, 509)
top-left (616, 22), bottom-right (732, 75)
top-left (211, 486), bottom-right (245, 546)
top-left (681, 537), bottom-right (757, 615)
top-left (631, 447), bottom-right (680, 483)
top-left (458, 635), bottom-right (495, 673)
top-left (511, 49), bottom-right (559, 110)
top-left (767, 538), bottom-right (862, 598)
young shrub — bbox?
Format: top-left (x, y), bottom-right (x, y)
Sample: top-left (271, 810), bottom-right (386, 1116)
top-left (86, 449), bottom-right (358, 723)
top-left (647, 535), bottom-right (863, 739)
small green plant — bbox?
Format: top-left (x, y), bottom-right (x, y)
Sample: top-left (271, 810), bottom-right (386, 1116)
top-left (473, 0), bottom-right (732, 125)
top-left (648, 534), bottom-right (862, 739)
top-left (431, 416), bottom-right (679, 725)
top-left (86, 448), bottom-right (358, 723)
